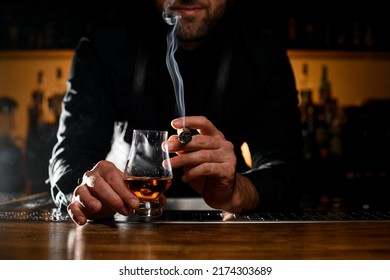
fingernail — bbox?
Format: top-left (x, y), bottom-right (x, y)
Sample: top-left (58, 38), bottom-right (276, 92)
top-left (172, 118), bottom-right (182, 127)
top-left (162, 141), bottom-right (170, 152)
top-left (76, 215), bottom-right (86, 226)
top-left (171, 120), bottom-right (178, 127)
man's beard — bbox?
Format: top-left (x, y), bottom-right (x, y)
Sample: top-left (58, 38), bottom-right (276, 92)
top-left (175, 2), bottom-right (226, 44)
top-left (176, 16), bottom-right (209, 43)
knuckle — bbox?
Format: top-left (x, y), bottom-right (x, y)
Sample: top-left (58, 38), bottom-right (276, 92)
top-left (104, 171), bottom-right (118, 184)
top-left (199, 116), bottom-right (209, 123)
top-left (84, 175), bottom-right (98, 188)
top-left (83, 169), bottom-right (93, 178)
top-left (202, 163), bottom-right (214, 175)
top-left (224, 140), bottom-right (234, 151)
top-left (95, 160), bottom-right (115, 170)
top-left (91, 160), bottom-right (116, 173)
top-left (197, 136), bottom-right (208, 147)
top-left (199, 149), bottom-right (210, 161)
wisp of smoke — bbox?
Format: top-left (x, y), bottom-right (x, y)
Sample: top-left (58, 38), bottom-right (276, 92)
top-left (163, 0), bottom-right (186, 126)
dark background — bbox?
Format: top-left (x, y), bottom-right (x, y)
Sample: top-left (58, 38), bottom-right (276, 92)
top-left (1, 0), bottom-right (389, 51)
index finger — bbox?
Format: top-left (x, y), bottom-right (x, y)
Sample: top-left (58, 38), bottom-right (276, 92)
top-left (171, 116), bottom-right (224, 137)
top-left (84, 161), bottom-right (139, 210)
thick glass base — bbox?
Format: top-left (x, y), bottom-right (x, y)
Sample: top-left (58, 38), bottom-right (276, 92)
top-left (132, 201), bottom-right (162, 217)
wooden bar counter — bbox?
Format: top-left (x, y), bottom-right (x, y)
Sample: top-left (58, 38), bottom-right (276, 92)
top-left (1, 219), bottom-right (390, 260)
top-left (0, 193), bottom-right (390, 260)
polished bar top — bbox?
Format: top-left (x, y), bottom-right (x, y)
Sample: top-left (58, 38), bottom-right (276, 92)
top-left (1, 192), bottom-right (390, 260)
top-left (1, 220), bottom-right (390, 260)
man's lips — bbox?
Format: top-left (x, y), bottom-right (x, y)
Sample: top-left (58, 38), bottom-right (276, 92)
top-left (173, 6), bottom-right (204, 17)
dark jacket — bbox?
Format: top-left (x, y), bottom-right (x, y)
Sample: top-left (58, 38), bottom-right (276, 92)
top-left (49, 5), bottom-right (303, 212)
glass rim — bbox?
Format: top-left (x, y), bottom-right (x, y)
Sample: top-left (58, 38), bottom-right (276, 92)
top-left (133, 129), bottom-right (168, 134)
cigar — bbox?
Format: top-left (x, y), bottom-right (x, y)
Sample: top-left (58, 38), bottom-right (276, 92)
top-left (177, 127), bottom-right (192, 144)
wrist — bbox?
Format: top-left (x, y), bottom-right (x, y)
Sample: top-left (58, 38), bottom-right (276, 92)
top-left (227, 173), bottom-right (259, 213)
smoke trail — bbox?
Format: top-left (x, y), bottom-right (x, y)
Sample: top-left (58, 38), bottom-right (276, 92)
top-left (163, 0), bottom-right (186, 126)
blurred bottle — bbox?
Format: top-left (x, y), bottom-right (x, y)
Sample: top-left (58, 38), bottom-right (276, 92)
top-left (298, 63), bottom-right (314, 120)
top-left (48, 67), bottom-right (66, 123)
top-left (317, 65), bottom-right (343, 161)
top-left (298, 63), bottom-right (317, 160)
top-left (28, 71), bottom-right (45, 131)
top-left (318, 65), bottom-right (331, 106)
